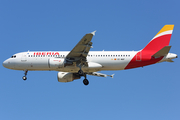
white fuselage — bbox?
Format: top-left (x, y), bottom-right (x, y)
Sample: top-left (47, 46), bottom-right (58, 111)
top-left (3, 51), bottom-right (177, 73)
top-left (3, 51), bottom-right (137, 72)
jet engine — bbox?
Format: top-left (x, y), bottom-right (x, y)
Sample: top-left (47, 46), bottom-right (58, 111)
top-left (49, 58), bottom-right (65, 68)
top-left (57, 72), bottom-right (80, 82)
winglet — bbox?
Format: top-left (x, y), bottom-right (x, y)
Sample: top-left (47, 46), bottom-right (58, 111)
top-left (91, 30), bottom-right (96, 36)
top-left (108, 74), bottom-right (115, 78)
top-left (111, 74), bottom-right (115, 78)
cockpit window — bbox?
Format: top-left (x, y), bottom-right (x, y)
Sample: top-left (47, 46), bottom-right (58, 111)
top-left (11, 55), bottom-right (16, 58)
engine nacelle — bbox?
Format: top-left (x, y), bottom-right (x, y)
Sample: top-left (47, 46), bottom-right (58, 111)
top-left (49, 58), bottom-right (65, 68)
top-left (57, 72), bottom-right (80, 82)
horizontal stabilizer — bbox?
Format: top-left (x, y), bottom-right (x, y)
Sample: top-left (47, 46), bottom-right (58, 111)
top-left (166, 59), bottom-right (174, 62)
top-left (152, 46), bottom-right (171, 57)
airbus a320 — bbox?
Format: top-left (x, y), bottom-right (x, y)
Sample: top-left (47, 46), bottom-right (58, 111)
top-left (3, 25), bottom-right (177, 85)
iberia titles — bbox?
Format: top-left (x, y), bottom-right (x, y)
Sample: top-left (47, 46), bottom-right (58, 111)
top-left (33, 52), bottom-right (60, 55)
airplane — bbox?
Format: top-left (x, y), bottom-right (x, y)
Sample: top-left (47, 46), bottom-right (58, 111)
top-left (2, 25), bottom-right (178, 85)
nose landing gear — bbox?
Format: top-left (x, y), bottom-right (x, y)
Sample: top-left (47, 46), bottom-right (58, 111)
top-left (22, 70), bottom-right (28, 80)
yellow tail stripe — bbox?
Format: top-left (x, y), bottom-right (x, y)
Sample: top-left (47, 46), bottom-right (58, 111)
top-left (155, 25), bottom-right (174, 37)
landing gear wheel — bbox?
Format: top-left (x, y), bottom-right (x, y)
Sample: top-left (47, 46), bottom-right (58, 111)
top-left (22, 76), bottom-right (27, 80)
top-left (78, 70), bottom-right (84, 76)
top-left (22, 70), bottom-right (28, 81)
top-left (83, 79), bottom-right (89, 86)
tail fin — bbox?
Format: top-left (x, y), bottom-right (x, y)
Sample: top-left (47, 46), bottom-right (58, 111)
top-left (142, 25), bottom-right (174, 55)
top-left (125, 25), bottom-right (175, 70)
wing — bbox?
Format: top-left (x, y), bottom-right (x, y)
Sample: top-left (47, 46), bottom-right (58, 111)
top-left (65, 31), bottom-right (96, 67)
top-left (87, 72), bottom-right (115, 78)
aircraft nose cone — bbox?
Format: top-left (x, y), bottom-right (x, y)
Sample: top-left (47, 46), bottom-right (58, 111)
top-left (3, 60), bottom-right (9, 68)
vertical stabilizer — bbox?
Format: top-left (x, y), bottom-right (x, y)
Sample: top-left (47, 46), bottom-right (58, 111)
top-left (125, 25), bottom-right (175, 70)
top-left (141, 25), bottom-right (174, 55)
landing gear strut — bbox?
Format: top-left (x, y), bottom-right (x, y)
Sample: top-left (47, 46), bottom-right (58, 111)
top-left (78, 69), bottom-right (84, 76)
top-left (82, 72), bottom-right (89, 86)
top-left (22, 70), bottom-right (28, 80)
top-left (78, 68), bottom-right (89, 85)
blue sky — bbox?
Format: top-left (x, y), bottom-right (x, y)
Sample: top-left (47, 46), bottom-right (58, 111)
top-left (0, 0), bottom-right (180, 120)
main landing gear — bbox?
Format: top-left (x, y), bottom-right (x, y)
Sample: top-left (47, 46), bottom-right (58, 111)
top-left (83, 78), bottom-right (89, 86)
top-left (78, 69), bottom-right (89, 86)
top-left (22, 70), bottom-right (28, 80)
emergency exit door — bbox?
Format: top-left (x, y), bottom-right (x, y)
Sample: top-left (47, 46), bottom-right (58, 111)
top-left (136, 52), bottom-right (141, 61)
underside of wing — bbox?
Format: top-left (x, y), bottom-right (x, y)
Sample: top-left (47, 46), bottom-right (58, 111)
top-left (66, 31), bottom-right (96, 59)
top-left (65, 31), bottom-right (96, 67)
